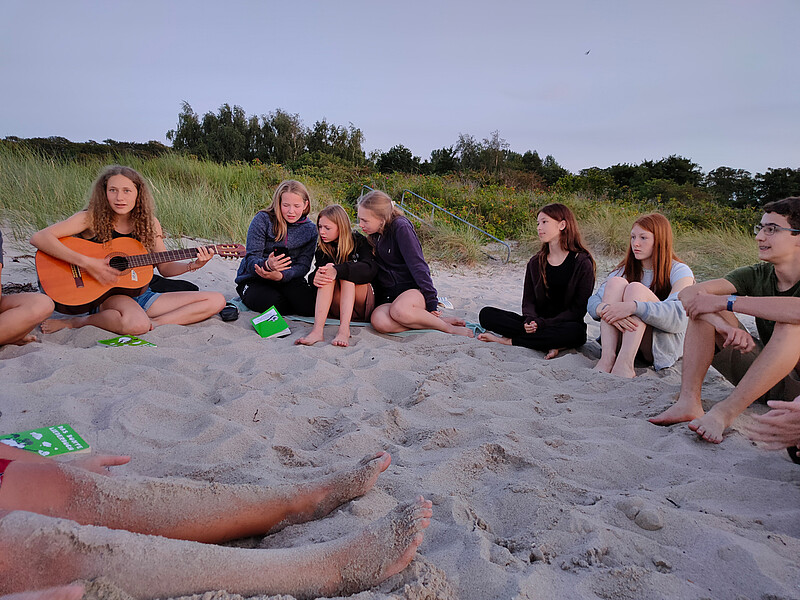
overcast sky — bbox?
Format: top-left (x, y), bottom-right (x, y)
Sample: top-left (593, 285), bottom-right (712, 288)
top-left (1, 0), bottom-right (797, 175)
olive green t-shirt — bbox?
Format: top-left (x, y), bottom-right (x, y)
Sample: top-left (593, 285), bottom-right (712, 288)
top-left (725, 262), bottom-right (800, 343)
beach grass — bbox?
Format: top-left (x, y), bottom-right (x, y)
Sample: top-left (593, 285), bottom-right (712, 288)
top-left (0, 144), bottom-right (760, 279)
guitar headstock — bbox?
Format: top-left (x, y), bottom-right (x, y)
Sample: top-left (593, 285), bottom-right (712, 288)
top-left (215, 244), bottom-right (246, 259)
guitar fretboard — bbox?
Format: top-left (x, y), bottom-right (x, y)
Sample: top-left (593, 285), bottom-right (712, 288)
top-left (125, 246), bottom-right (215, 267)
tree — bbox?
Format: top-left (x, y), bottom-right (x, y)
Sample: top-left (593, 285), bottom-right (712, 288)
top-left (377, 145), bottom-right (420, 173)
top-left (481, 130), bottom-right (510, 174)
top-left (454, 133), bottom-right (482, 171)
top-left (539, 155), bottom-right (570, 187)
top-left (705, 167), bottom-right (757, 207)
top-left (755, 168), bottom-right (800, 204)
top-left (429, 146), bottom-right (458, 174)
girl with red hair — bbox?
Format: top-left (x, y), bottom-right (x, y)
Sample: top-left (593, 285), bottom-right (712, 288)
top-left (588, 213), bottom-right (694, 377)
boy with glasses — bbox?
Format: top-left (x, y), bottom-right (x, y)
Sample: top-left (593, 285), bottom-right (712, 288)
top-left (649, 197), bottom-right (800, 445)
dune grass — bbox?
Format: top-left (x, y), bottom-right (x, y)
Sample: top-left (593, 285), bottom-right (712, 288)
top-left (0, 144), bottom-right (761, 280)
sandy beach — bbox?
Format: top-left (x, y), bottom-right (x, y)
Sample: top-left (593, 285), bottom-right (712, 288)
top-left (1, 228), bottom-right (799, 600)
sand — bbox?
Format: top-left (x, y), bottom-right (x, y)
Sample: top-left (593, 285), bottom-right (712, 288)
top-left (1, 228), bottom-right (799, 600)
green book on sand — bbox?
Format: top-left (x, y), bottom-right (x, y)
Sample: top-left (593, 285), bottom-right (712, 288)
top-left (0, 424), bottom-right (91, 456)
top-left (252, 305), bottom-right (291, 338)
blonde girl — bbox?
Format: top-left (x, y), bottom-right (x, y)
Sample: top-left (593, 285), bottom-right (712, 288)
top-left (235, 180), bottom-right (318, 316)
top-left (296, 205), bottom-right (377, 347)
top-left (356, 191), bottom-right (471, 337)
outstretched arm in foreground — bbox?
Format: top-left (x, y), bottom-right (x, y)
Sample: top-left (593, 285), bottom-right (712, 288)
top-left (0, 496), bottom-right (432, 600)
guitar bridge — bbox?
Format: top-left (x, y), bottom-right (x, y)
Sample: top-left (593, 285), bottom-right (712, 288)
top-left (70, 264), bottom-right (85, 288)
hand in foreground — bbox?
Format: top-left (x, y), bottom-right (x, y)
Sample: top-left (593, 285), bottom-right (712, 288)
top-left (683, 291), bottom-right (726, 320)
top-left (746, 397), bottom-right (800, 449)
top-left (599, 302), bottom-right (639, 332)
top-left (313, 264), bottom-right (337, 287)
top-left (523, 320), bottom-right (538, 334)
top-left (718, 322), bottom-right (755, 353)
top-left (66, 454), bottom-right (131, 475)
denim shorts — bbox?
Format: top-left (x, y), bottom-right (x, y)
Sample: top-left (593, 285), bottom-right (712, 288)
top-left (134, 288), bottom-right (161, 311)
top-left (89, 288), bottom-right (161, 315)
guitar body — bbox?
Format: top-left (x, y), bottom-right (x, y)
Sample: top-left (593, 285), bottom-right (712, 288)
top-left (36, 237), bottom-right (153, 314)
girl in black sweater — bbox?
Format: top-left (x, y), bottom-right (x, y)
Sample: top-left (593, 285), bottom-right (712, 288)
top-left (296, 205), bottom-right (377, 347)
top-left (478, 203), bottom-right (595, 358)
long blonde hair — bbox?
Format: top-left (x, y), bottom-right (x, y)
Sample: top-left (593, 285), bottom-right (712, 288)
top-left (87, 165), bottom-right (157, 250)
top-left (357, 190), bottom-right (404, 247)
top-left (261, 180), bottom-right (311, 242)
top-left (317, 204), bottom-right (356, 264)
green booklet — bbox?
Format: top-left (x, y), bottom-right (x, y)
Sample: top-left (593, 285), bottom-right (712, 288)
top-left (252, 305), bottom-right (291, 338)
top-left (0, 424), bottom-right (90, 456)
top-left (98, 335), bottom-right (156, 347)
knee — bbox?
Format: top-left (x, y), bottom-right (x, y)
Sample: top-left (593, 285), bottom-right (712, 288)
top-left (602, 276), bottom-right (629, 298)
top-left (26, 293), bottom-right (55, 320)
top-left (622, 281), bottom-right (650, 300)
top-left (388, 301), bottom-right (413, 324)
top-left (120, 313), bottom-right (152, 336)
top-left (207, 292), bottom-right (226, 313)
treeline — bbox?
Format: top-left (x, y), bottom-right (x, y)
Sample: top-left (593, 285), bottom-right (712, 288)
top-left (166, 102), bottom-right (366, 166)
top-left (2, 136), bottom-right (171, 161)
top-left (165, 103), bottom-right (800, 207)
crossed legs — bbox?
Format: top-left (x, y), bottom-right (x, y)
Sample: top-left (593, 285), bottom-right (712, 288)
top-left (370, 289), bottom-right (472, 337)
top-left (42, 291), bottom-right (225, 336)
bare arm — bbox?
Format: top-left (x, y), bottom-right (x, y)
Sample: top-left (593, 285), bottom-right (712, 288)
top-left (0, 443), bottom-right (130, 473)
top-left (30, 213), bottom-right (120, 285)
top-left (152, 220), bottom-right (214, 278)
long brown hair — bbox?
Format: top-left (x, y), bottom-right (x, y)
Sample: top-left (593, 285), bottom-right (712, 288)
top-left (357, 190), bottom-right (404, 248)
top-left (87, 165), bottom-right (158, 250)
top-left (617, 213), bottom-right (682, 300)
top-left (536, 203), bottom-right (595, 289)
top-left (261, 180), bottom-right (311, 242)
top-left (317, 204), bottom-right (356, 264)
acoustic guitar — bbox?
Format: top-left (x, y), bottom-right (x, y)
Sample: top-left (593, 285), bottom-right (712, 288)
top-left (36, 236), bottom-right (245, 314)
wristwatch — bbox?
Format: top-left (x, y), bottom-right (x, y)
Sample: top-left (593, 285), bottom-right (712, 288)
top-left (726, 295), bottom-right (738, 311)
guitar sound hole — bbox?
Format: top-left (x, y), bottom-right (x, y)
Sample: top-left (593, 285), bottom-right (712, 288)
top-left (109, 256), bottom-right (130, 271)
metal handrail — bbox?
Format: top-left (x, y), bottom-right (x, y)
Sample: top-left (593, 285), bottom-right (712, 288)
top-left (356, 185), bottom-right (511, 263)
top-left (399, 189), bottom-right (511, 263)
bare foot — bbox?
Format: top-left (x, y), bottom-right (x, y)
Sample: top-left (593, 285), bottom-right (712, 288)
top-left (271, 452), bottom-right (392, 531)
top-left (0, 585), bottom-right (86, 600)
top-left (10, 333), bottom-right (39, 346)
top-left (477, 332), bottom-right (511, 345)
top-left (295, 329), bottom-right (325, 346)
top-left (441, 316), bottom-right (466, 326)
top-left (314, 496), bottom-right (433, 598)
top-left (593, 357), bottom-right (615, 373)
top-left (332, 329), bottom-right (350, 347)
top-left (688, 406), bottom-right (733, 443)
top-left (544, 348), bottom-right (561, 360)
top-left (648, 398), bottom-right (704, 426)
top-left (610, 362), bottom-right (637, 378)
top-left (449, 325), bottom-right (474, 338)
top-left (41, 318), bottom-right (72, 334)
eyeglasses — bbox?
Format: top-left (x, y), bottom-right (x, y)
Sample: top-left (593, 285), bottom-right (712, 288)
top-left (754, 223), bottom-right (800, 236)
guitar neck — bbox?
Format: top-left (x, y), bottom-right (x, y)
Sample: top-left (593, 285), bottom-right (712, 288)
top-left (126, 246), bottom-right (214, 267)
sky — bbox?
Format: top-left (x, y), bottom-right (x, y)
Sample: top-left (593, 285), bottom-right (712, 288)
top-left (1, 0), bottom-right (798, 175)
